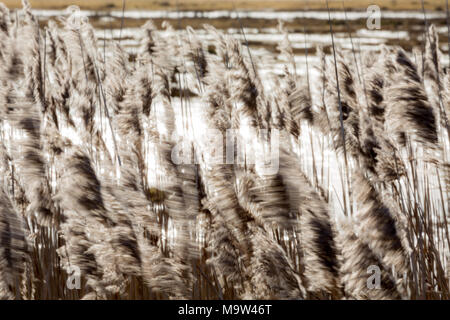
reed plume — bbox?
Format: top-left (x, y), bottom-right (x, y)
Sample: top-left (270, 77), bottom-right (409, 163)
top-left (0, 1), bottom-right (447, 301)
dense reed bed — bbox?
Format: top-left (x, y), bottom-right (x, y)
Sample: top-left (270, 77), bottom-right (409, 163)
top-left (0, 1), bottom-right (449, 300)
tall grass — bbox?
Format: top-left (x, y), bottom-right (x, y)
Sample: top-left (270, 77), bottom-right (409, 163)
top-left (0, 1), bottom-right (449, 300)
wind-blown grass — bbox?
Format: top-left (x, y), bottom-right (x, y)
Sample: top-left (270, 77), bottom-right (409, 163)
top-left (0, 1), bottom-right (449, 300)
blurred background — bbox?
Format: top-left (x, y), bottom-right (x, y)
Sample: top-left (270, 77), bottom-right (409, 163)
top-left (1, 0), bottom-right (447, 11)
top-left (1, 0), bottom-right (448, 71)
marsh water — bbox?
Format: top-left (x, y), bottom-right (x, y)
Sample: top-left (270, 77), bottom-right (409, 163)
top-left (33, 9), bottom-right (448, 55)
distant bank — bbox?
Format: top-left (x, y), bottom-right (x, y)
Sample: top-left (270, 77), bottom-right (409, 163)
top-left (1, 0), bottom-right (446, 11)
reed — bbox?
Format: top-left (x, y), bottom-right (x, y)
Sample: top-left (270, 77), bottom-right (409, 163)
top-left (0, 1), bottom-right (448, 300)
